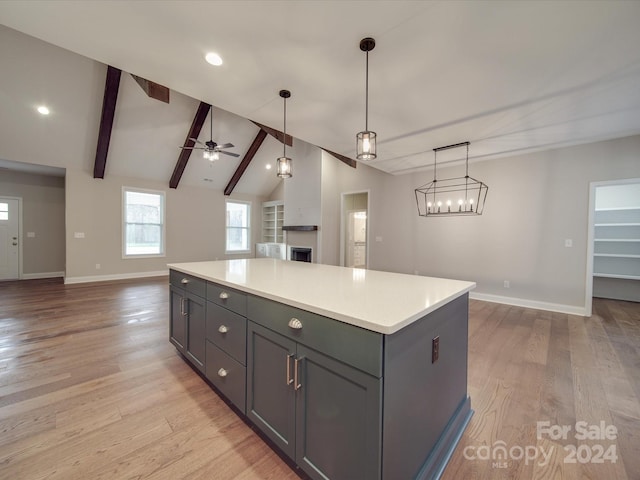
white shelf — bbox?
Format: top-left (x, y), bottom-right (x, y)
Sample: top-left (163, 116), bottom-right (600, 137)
top-left (262, 201), bottom-right (284, 243)
top-left (594, 238), bottom-right (640, 242)
top-left (593, 207), bottom-right (640, 281)
top-left (593, 273), bottom-right (640, 280)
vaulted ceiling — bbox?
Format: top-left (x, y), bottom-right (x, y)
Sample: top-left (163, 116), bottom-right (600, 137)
top-left (1, 0), bottom-right (640, 189)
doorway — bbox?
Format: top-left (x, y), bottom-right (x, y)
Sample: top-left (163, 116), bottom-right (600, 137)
top-left (0, 197), bottom-right (21, 280)
top-left (586, 178), bottom-right (640, 315)
top-left (341, 191), bottom-right (369, 268)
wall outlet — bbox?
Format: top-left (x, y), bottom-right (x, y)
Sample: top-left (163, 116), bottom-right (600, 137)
top-left (27, 232), bottom-right (35, 238)
top-left (95, 264), bottom-right (101, 270)
top-left (74, 232), bottom-right (85, 239)
top-left (504, 280), bottom-right (510, 288)
top-left (565, 239), bottom-right (573, 247)
top-left (375, 236), bottom-right (383, 242)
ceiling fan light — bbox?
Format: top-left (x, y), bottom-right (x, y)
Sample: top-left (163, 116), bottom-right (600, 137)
top-left (357, 130), bottom-right (376, 160)
top-left (277, 156), bottom-right (292, 178)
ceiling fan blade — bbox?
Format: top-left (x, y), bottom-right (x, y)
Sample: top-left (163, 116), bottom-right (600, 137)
top-left (188, 137), bottom-right (206, 146)
top-left (219, 150), bottom-right (240, 158)
top-left (217, 143), bottom-right (234, 149)
top-left (179, 145), bottom-right (203, 150)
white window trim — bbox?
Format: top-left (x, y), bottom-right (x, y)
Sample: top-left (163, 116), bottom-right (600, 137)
top-left (225, 199), bottom-right (251, 254)
top-left (122, 186), bottom-right (166, 259)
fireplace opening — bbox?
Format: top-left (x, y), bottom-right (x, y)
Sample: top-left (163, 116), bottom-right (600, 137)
top-left (290, 247), bottom-right (312, 263)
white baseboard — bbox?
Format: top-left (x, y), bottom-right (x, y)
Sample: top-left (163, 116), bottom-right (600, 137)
top-left (64, 270), bottom-right (169, 285)
top-left (22, 271), bottom-right (65, 280)
top-left (469, 292), bottom-right (587, 317)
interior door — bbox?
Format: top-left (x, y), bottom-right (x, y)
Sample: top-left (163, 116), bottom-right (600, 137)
top-left (345, 210), bottom-right (367, 268)
top-left (0, 198), bottom-right (20, 280)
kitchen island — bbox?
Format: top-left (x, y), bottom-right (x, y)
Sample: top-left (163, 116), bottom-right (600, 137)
top-left (168, 258), bottom-right (475, 480)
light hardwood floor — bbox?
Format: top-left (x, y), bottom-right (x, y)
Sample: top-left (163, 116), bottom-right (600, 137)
top-left (0, 277), bottom-right (638, 479)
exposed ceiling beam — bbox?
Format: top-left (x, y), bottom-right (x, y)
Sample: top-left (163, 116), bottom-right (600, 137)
top-left (251, 121), bottom-right (292, 147)
top-left (224, 129), bottom-right (268, 196)
top-left (170, 101), bottom-right (211, 189)
top-left (131, 74), bottom-right (170, 103)
top-left (93, 65), bottom-right (122, 179)
top-left (321, 148), bottom-right (357, 169)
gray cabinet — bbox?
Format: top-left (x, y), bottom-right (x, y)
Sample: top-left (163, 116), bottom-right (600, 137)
top-left (205, 284), bottom-right (248, 412)
top-left (169, 272), bottom-right (206, 372)
top-left (169, 285), bottom-right (186, 352)
top-left (247, 299), bottom-right (382, 480)
top-left (170, 269), bottom-right (471, 480)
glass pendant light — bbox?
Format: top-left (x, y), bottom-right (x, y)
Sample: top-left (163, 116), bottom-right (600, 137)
top-left (356, 37), bottom-right (377, 160)
top-left (277, 89), bottom-right (292, 178)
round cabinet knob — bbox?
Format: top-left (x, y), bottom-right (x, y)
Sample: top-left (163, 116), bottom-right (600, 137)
top-left (219, 292), bottom-right (229, 300)
top-left (288, 318), bottom-right (303, 329)
top-left (217, 368), bottom-right (228, 378)
top-left (181, 278), bottom-right (189, 285)
top-left (218, 325), bottom-right (228, 334)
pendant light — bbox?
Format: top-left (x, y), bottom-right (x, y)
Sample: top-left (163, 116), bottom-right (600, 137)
top-left (415, 141), bottom-right (489, 216)
top-left (356, 37), bottom-right (376, 160)
top-left (276, 89), bottom-right (292, 178)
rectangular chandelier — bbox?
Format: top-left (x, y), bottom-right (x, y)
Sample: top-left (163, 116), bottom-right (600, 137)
top-left (415, 142), bottom-right (488, 217)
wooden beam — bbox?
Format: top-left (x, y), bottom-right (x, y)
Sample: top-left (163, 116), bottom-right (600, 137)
top-left (131, 74), bottom-right (170, 103)
top-left (250, 121), bottom-right (292, 147)
top-left (224, 129), bottom-right (268, 196)
top-left (170, 102), bottom-right (211, 189)
top-left (321, 148), bottom-right (357, 169)
top-left (94, 65), bottom-right (122, 179)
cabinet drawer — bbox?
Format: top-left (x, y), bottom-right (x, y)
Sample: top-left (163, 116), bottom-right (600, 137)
top-left (247, 296), bottom-right (383, 378)
top-left (170, 270), bottom-right (206, 298)
top-left (206, 341), bottom-right (246, 413)
top-left (207, 282), bottom-right (247, 316)
top-left (206, 302), bottom-right (247, 365)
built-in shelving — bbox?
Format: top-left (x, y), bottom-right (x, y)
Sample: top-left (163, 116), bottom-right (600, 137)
top-left (262, 200), bottom-right (284, 243)
top-left (593, 207), bottom-right (640, 280)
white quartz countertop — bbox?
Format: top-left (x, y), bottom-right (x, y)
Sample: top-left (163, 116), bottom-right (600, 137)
top-left (168, 259), bottom-right (475, 335)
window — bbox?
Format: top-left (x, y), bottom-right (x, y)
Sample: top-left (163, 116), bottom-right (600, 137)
top-left (123, 187), bottom-right (165, 257)
top-left (226, 200), bottom-right (251, 253)
top-left (0, 203), bottom-right (7, 221)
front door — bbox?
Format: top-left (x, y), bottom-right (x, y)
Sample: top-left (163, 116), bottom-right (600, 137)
top-left (0, 198), bottom-right (20, 280)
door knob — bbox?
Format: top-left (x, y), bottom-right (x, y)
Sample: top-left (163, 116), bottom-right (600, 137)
top-left (12, 242), bottom-right (18, 246)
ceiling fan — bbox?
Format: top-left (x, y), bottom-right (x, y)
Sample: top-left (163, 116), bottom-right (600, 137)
top-left (179, 107), bottom-right (239, 161)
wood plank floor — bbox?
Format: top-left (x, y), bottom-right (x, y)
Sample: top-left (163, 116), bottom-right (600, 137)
top-left (0, 277), bottom-right (638, 479)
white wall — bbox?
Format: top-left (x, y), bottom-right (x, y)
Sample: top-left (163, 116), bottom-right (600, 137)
top-left (283, 140), bottom-right (322, 226)
top-left (0, 170), bottom-right (65, 277)
top-left (320, 135), bottom-right (640, 314)
top-left (65, 168), bottom-right (265, 282)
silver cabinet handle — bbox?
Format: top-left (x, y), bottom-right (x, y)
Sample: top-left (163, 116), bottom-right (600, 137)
top-left (288, 318), bottom-right (303, 329)
top-left (181, 278), bottom-right (189, 285)
top-left (217, 368), bottom-right (228, 378)
top-left (180, 297), bottom-right (187, 316)
top-left (219, 292), bottom-right (229, 300)
top-left (218, 325), bottom-right (228, 334)
top-left (286, 353), bottom-right (294, 385)
top-left (294, 357), bottom-right (302, 390)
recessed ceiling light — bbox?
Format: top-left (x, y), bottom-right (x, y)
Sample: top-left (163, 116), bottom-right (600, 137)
top-left (265, 163), bottom-right (272, 170)
top-left (205, 52), bottom-right (223, 66)
top-left (37, 105), bottom-right (50, 115)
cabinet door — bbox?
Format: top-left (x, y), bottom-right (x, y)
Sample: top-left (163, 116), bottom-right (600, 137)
top-left (247, 321), bottom-right (297, 458)
top-left (185, 292), bottom-right (206, 372)
top-left (170, 286), bottom-right (186, 352)
top-left (295, 345), bottom-right (382, 480)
